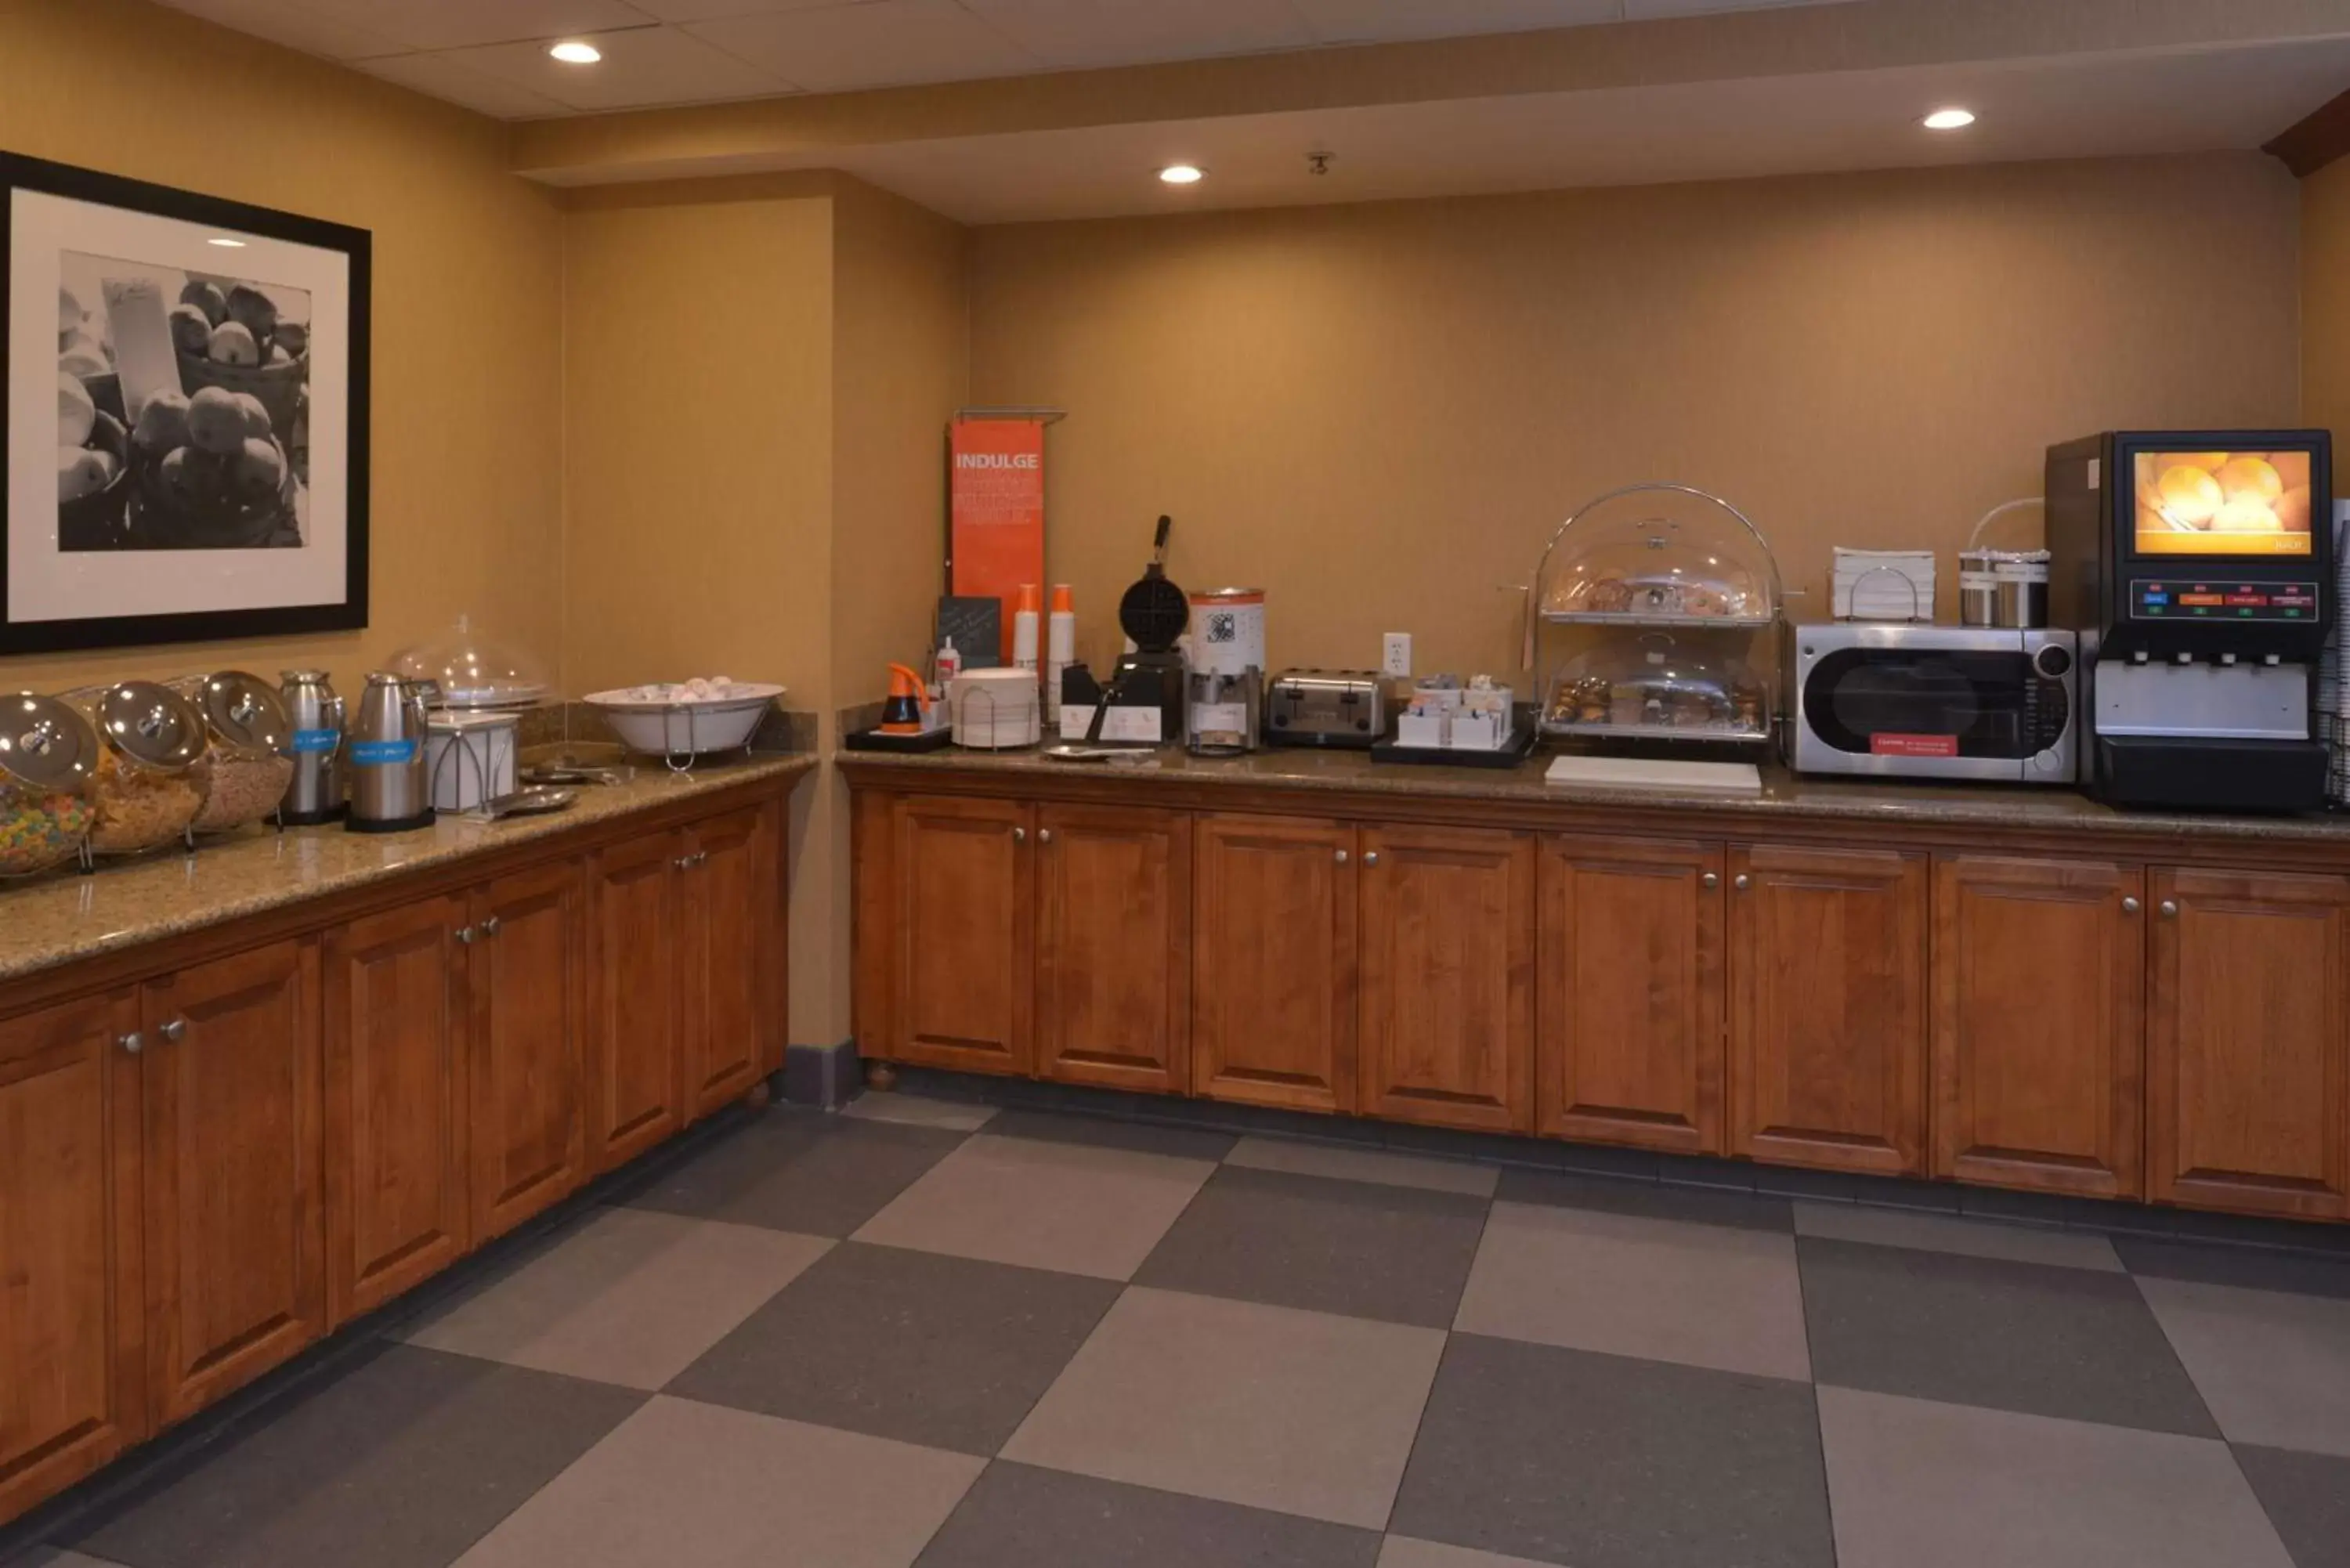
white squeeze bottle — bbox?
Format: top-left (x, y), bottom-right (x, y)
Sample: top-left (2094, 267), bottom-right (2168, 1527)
top-left (935, 636), bottom-right (963, 691)
top-left (1012, 583), bottom-right (1042, 677)
top-left (1047, 583), bottom-right (1076, 717)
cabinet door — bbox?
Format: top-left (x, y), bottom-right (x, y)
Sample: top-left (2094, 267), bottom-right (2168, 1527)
top-left (469, 862), bottom-right (588, 1243)
top-left (323, 896), bottom-right (470, 1325)
top-left (0, 992), bottom-right (144, 1523)
top-left (1193, 814), bottom-right (1357, 1114)
top-left (587, 830), bottom-right (685, 1171)
top-left (887, 795), bottom-right (1034, 1075)
top-left (682, 804), bottom-right (779, 1118)
top-left (1537, 835), bottom-right (1725, 1154)
top-left (1932, 857), bottom-right (2144, 1198)
top-left (1729, 844), bottom-right (1927, 1176)
top-left (1358, 825), bottom-right (1535, 1133)
top-left (2149, 868), bottom-right (2350, 1219)
top-left (1036, 804), bottom-right (1192, 1094)
top-left (141, 938), bottom-right (324, 1427)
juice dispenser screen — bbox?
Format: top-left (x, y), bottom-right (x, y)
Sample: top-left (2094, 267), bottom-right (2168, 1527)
top-left (2134, 450), bottom-right (2313, 556)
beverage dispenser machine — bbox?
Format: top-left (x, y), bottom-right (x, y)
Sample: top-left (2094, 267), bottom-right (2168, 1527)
top-left (2045, 430), bottom-right (2331, 811)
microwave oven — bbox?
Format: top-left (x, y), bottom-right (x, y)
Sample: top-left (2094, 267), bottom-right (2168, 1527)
top-left (1784, 623), bottom-right (2077, 782)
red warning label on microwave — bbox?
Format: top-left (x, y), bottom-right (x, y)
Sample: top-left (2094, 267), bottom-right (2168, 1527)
top-left (1870, 733), bottom-right (1959, 757)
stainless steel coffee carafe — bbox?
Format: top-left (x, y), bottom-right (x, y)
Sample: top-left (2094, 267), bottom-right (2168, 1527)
top-left (278, 669), bottom-right (345, 824)
top-left (346, 673), bottom-right (434, 833)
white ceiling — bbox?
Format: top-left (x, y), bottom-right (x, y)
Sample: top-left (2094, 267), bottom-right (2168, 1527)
top-left (152, 0), bottom-right (1846, 116)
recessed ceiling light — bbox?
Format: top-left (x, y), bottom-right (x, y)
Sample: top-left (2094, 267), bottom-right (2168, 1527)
top-left (1158, 164), bottom-right (1204, 186)
top-left (206, 237), bottom-right (246, 247)
top-left (1922, 107), bottom-right (1976, 131)
top-left (548, 39), bottom-right (602, 64)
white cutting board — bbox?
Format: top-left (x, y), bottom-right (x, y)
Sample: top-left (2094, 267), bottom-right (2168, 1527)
top-left (1545, 754), bottom-right (1763, 794)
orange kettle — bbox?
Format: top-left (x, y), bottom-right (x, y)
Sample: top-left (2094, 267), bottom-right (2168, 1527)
top-left (880, 663), bottom-right (931, 735)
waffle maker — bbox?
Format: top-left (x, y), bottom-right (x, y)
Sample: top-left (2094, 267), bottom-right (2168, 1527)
top-left (1083, 515), bottom-right (1188, 743)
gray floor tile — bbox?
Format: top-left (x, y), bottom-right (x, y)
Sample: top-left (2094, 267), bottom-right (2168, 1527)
top-left (665, 1241), bottom-right (1120, 1455)
top-left (984, 1107), bottom-right (1238, 1162)
top-left (2232, 1445), bottom-right (2350, 1568)
top-left (1134, 1167), bottom-right (1488, 1328)
top-left (9, 1553), bottom-right (121, 1567)
top-left (1377, 1541), bottom-right (1558, 1568)
top-left (620, 1111), bottom-right (966, 1237)
top-left (1224, 1136), bottom-right (1498, 1198)
top-left (2115, 1237), bottom-right (2350, 1301)
top-left (454, 1396), bottom-right (982, 1568)
top-left (854, 1133), bottom-right (1215, 1281)
top-left (2138, 1277), bottom-right (2350, 1457)
top-left (1791, 1201), bottom-right (2124, 1272)
top-left (842, 1093), bottom-right (999, 1132)
top-left (1390, 1334), bottom-right (1831, 1568)
top-left (1496, 1169), bottom-right (1791, 1233)
top-left (913, 1462), bottom-right (1381, 1568)
top-left (1799, 1236), bottom-right (2215, 1436)
top-left (75, 1344), bottom-right (642, 1568)
top-left (1003, 1286), bottom-right (1445, 1530)
top-left (1456, 1201), bottom-right (1810, 1381)
top-left (1819, 1386), bottom-right (2292, 1568)
top-left (402, 1206), bottom-right (830, 1389)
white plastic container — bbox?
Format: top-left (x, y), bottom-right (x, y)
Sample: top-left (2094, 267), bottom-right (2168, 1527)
top-left (951, 669), bottom-right (1042, 750)
top-left (426, 711), bottom-right (518, 812)
top-left (1188, 587), bottom-right (1267, 677)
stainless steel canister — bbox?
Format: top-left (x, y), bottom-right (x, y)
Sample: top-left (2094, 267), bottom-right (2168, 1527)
top-left (346, 673), bottom-right (434, 833)
top-left (1957, 549), bottom-right (2000, 627)
top-left (1993, 552), bottom-right (2051, 629)
top-left (279, 669), bottom-right (345, 823)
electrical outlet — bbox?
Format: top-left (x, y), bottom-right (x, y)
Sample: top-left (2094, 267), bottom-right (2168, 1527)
top-left (1382, 632), bottom-right (1412, 679)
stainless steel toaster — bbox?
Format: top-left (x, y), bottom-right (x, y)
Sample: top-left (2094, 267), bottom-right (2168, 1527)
top-left (1264, 669), bottom-right (1386, 748)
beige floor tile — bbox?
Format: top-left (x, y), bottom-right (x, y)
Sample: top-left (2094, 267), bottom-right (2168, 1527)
top-left (1224, 1136), bottom-right (1499, 1198)
top-left (1003, 1286), bottom-right (1445, 1528)
top-left (454, 1396), bottom-right (982, 1568)
top-left (1454, 1201), bottom-right (1810, 1381)
top-left (402, 1207), bottom-right (830, 1389)
top-left (1792, 1202), bottom-right (2124, 1272)
top-left (840, 1093), bottom-right (997, 1133)
top-left (2138, 1275), bottom-right (2350, 1456)
top-left (1378, 1537), bottom-right (1557, 1568)
top-left (852, 1133), bottom-right (1214, 1280)
top-left (1820, 1386), bottom-right (2293, 1568)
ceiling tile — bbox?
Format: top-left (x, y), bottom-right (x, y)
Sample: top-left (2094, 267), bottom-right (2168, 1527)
top-left (444, 24), bottom-right (799, 109)
top-left (291, 0), bottom-right (664, 52)
top-left (356, 52), bottom-right (575, 116)
top-left (958, 0), bottom-right (1314, 69)
top-left (153, 0), bottom-right (411, 60)
top-left (624, 0), bottom-right (847, 22)
top-left (687, 0), bottom-right (1041, 93)
top-left (1292, 0), bottom-right (1621, 45)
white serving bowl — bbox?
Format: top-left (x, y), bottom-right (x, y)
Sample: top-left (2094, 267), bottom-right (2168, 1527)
top-left (584, 683), bottom-right (784, 757)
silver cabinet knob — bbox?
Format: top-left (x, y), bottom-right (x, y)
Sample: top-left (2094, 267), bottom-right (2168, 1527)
top-left (158, 1018), bottom-right (186, 1043)
top-left (1701, 872), bottom-right (1720, 889)
top-left (673, 854), bottom-right (691, 870)
top-left (455, 926), bottom-right (476, 945)
top-left (1733, 874), bottom-right (1752, 891)
top-left (2160, 899), bottom-right (2179, 919)
top-left (1039, 828), bottom-right (1054, 844)
top-left (1363, 851), bottom-right (1380, 867)
top-left (1012, 827), bottom-right (1027, 844)
top-left (1335, 848), bottom-right (1349, 865)
top-left (120, 1031), bottom-right (143, 1057)
top-left (482, 915), bottom-right (501, 938)
top-left (691, 851), bottom-right (708, 867)
top-left (2122, 896), bottom-right (2141, 914)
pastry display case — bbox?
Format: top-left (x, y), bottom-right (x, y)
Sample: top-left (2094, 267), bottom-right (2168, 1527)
top-left (1527, 482), bottom-right (1784, 751)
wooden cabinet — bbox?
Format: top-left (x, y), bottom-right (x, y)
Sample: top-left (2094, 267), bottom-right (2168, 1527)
top-left (1537, 834), bottom-right (1725, 1154)
top-left (1036, 804), bottom-right (1192, 1094)
top-left (2148, 868), bottom-right (2350, 1219)
top-left (323, 897), bottom-right (470, 1324)
top-left (0, 992), bottom-right (144, 1523)
top-left (1932, 857), bottom-right (2144, 1198)
top-left (680, 804), bottom-right (780, 1117)
top-left (468, 862), bottom-right (588, 1243)
top-left (587, 830), bottom-right (686, 1172)
top-left (1358, 825), bottom-right (1534, 1133)
top-left (883, 795), bottom-right (1035, 1075)
top-left (1193, 813), bottom-right (1358, 1114)
top-left (1729, 844), bottom-right (1927, 1176)
top-left (139, 938), bottom-right (324, 1426)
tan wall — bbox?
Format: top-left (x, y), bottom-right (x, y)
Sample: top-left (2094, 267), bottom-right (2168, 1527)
top-left (971, 153), bottom-right (2301, 678)
top-left (2305, 157), bottom-right (2350, 450)
top-left (0, 0), bottom-right (564, 695)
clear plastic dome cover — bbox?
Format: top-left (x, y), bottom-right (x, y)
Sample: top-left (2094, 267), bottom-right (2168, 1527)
top-left (1544, 634), bottom-right (1768, 738)
top-left (389, 615), bottom-right (551, 710)
top-left (1540, 487), bottom-right (1778, 624)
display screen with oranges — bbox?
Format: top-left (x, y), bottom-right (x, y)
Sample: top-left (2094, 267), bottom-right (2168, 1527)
top-left (2134, 450), bottom-right (2313, 556)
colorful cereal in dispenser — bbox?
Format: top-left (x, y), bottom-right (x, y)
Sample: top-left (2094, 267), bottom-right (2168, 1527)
top-left (0, 693), bottom-right (100, 878)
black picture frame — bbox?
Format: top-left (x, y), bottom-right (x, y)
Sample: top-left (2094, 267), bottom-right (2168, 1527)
top-left (0, 150), bottom-right (370, 656)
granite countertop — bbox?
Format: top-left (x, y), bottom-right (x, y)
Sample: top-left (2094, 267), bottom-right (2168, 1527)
top-left (837, 743), bottom-right (2350, 845)
top-left (0, 752), bottom-right (818, 987)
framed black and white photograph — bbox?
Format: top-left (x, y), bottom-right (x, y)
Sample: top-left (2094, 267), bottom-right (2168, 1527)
top-left (2, 151), bottom-right (368, 655)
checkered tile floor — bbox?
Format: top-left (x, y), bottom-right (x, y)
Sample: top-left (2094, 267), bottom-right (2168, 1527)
top-left (24, 1097), bottom-right (2350, 1568)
